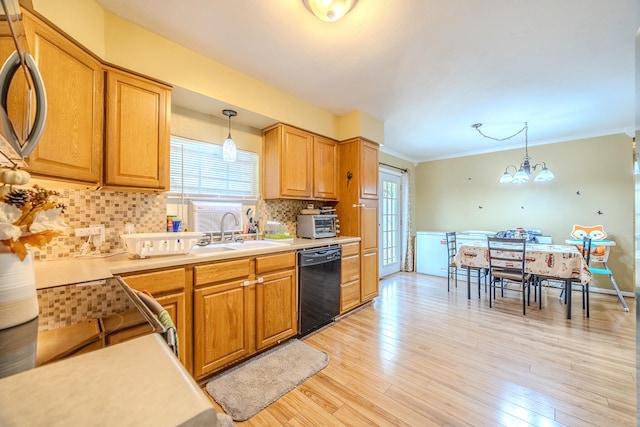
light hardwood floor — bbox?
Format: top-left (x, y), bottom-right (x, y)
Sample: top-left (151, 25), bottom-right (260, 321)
top-left (206, 272), bottom-right (636, 426)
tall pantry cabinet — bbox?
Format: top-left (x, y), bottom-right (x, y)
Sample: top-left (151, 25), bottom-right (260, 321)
top-left (336, 137), bottom-right (380, 304)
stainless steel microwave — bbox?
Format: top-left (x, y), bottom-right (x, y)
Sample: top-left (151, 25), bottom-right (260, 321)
top-left (297, 214), bottom-right (337, 239)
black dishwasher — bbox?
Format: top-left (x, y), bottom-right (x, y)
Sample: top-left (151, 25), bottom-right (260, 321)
top-left (297, 245), bottom-right (341, 337)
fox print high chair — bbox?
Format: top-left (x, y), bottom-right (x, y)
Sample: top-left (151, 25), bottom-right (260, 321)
top-left (567, 225), bottom-right (628, 312)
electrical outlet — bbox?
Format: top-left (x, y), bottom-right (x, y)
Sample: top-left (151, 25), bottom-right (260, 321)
top-left (76, 227), bottom-right (99, 237)
top-left (91, 224), bottom-right (106, 247)
top-left (75, 225), bottom-right (106, 241)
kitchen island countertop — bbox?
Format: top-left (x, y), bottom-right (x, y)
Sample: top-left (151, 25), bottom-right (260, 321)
top-left (0, 333), bottom-right (218, 427)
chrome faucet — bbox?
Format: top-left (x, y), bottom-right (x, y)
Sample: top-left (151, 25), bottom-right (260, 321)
top-left (220, 212), bottom-right (239, 241)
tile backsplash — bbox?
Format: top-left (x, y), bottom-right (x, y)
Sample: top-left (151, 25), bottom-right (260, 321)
top-left (29, 182), bottom-right (327, 261)
top-left (30, 185), bottom-right (166, 261)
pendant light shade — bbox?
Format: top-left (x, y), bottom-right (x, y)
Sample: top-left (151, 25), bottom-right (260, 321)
top-left (222, 109), bottom-right (237, 163)
top-left (303, 0), bottom-right (359, 22)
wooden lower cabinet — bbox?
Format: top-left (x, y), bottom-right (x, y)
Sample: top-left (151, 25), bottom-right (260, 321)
top-left (255, 266), bottom-right (297, 350)
top-left (361, 250), bottom-right (379, 302)
top-left (340, 242), bottom-right (361, 314)
top-left (194, 278), bottom-right (253, 378)
top-left (193, 252), bottom-right (297, 379)
top-left (119, 267), bottom-right (190, 372)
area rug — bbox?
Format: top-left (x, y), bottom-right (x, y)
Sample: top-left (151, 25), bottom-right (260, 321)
top-left (205, 339), bottom-right (329, 421)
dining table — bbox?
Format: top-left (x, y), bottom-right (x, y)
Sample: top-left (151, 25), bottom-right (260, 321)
top-left (454, 240), bottom-right (592, 318)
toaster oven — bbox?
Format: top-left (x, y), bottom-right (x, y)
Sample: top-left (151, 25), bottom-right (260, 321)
top-left (297, 214), bottom-right (337, 239)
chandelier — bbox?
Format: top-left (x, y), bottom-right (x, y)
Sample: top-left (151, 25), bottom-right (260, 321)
top-left (471, 122), bottom-right (554, 184)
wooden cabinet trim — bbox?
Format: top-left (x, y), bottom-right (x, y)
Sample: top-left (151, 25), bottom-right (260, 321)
top-left (341, 242), bottom-right (360, 258)
top-left (121, 267), bottom-right (186, 295)
top-left (255, 252), bottom-right (296, 275)
top-left (194, 258), bottom-right (252, 286)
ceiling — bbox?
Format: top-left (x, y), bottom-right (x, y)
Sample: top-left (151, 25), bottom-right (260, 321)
top-left (95, 0), bottom-right (638, 163)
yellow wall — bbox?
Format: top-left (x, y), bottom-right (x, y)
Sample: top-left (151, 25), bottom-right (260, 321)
top-left (379, 151), bottom-right (416, 236)
top-left (29, 0), bottom-right (383, 144)
top-left (415, 133), bottom-right (635, 293)
top-left (31, 0), bottom-right (105, 56)
top-left (171, 106), bottom-right (263, 155)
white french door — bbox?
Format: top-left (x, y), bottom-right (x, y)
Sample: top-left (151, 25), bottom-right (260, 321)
top-left (379, 169), bottom-right (402, 277)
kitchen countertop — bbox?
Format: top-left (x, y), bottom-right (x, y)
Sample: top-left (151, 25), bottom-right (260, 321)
top-left (4, 236), bottom-right (359, 426)
top-left (0, 334), bottom-right (218, 427)
top-left (34, 236), bottom-right (360, 289)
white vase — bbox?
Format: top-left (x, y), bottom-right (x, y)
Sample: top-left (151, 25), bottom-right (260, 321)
top-left (0, 251), bottom-right (39, 330)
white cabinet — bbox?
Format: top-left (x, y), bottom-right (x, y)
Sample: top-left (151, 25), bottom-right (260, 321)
top-left (415, 231), bottom-right (447, 277)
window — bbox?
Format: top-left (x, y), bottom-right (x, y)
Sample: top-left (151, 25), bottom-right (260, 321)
top-left (169, 136), bottom-right (259, 199)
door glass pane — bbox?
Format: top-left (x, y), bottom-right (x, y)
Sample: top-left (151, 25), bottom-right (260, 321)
top-left (382, 179), bottom-right (399, 267)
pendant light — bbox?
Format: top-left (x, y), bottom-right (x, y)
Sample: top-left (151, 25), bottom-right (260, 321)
top-left (222, 109), bottom-right (237, 163)
top-left (471, 122), bottom-right (554, 184)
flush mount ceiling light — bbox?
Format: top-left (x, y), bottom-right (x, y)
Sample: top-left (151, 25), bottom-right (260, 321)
top-left (472, 122), bottom-right (554, 184)
top-left (302, 0), bottom-right (359, 22)
top-left (222, 109), bottom-right (237, 163)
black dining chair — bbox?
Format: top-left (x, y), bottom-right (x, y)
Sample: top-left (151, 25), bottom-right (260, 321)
top-left (575, 236), bottom-right (592, 317)
top-left (446, 231), bottom-right (457, 292)
top-left (487, 237), bottom-right (533, 315)
top-left (557, 235), bottom-right (593, 317)
top-left (447, 232), bottom-right (487, 294)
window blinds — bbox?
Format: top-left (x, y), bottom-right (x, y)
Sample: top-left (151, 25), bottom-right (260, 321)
top-left (169, 136), bottom-right (258, 199)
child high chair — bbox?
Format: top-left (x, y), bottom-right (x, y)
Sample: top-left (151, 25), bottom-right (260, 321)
top-left (565, 225), bottom-right (629, 312)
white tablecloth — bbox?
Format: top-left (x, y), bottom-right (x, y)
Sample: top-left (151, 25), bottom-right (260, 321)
top-left (454, 241), bottom-right (592, 285)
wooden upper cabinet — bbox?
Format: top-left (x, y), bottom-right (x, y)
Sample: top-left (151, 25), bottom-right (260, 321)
top-left (313, 135), bottom-right (338, 199)
top-left (262, 123), bottom-right (338, 200)
top-left (104, 68), bottom-right (171, 190)
top-left (22, 12), bottom-right (103, 183)
top-left (360, 139), bottom-right (379, 200)
top-left (337, 137), bottom-right (380, 204)
top-left (0, 21), bottom-right (28, 145)
top-left (263, 124), bottom-right (312, 199)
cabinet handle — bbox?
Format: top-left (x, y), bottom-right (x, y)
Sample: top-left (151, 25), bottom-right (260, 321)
top-left (241, 277), bottom-right (265, 287)
top-left (352, 203), bottom-right (364, 208)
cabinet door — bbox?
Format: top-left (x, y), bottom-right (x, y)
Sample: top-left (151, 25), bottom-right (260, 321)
top-left (361, 250), bottom-right (379, 302)
top-left (120, 268), bottom-right (189, 371)
top-left (154, 292), bottom-right (187, 368)
top-left (361, 202), bottom-right (378, 252)
top-left (340, 280), bottom-right (361, 314)
top-left (194, 281), bottom-right (251, 378)
top-left (23, 13), bottom-right (103, 183)
top-left (105, 68), bottom-right (170, 190)
top-left (280, 126), bottom-right (312, 198)
top-left (360, 140), bottom-right (379, 200)
top-left (360, 202), bottom-right (379, 301)
top-left (255, 269), bottom-right (297, 350)
top-left (0, 23), bottom-right (28, 145)
top-left (313, 135), bottom-right (338, 200)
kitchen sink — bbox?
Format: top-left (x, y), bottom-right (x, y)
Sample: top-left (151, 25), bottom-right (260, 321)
top-left (225, 240), bottom-right (289, 250)
top-left (188, 244), bottom-right (238, 256)
top-left (188, 240), bottom-right (290, 256)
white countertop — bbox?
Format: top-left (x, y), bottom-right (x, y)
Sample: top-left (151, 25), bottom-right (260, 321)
top-left (0, 334), bottom-right (218, 427)
top-left (5, 235), bottom-right (360, 426)
top-left (34, 236), bottom-right (360, 289)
